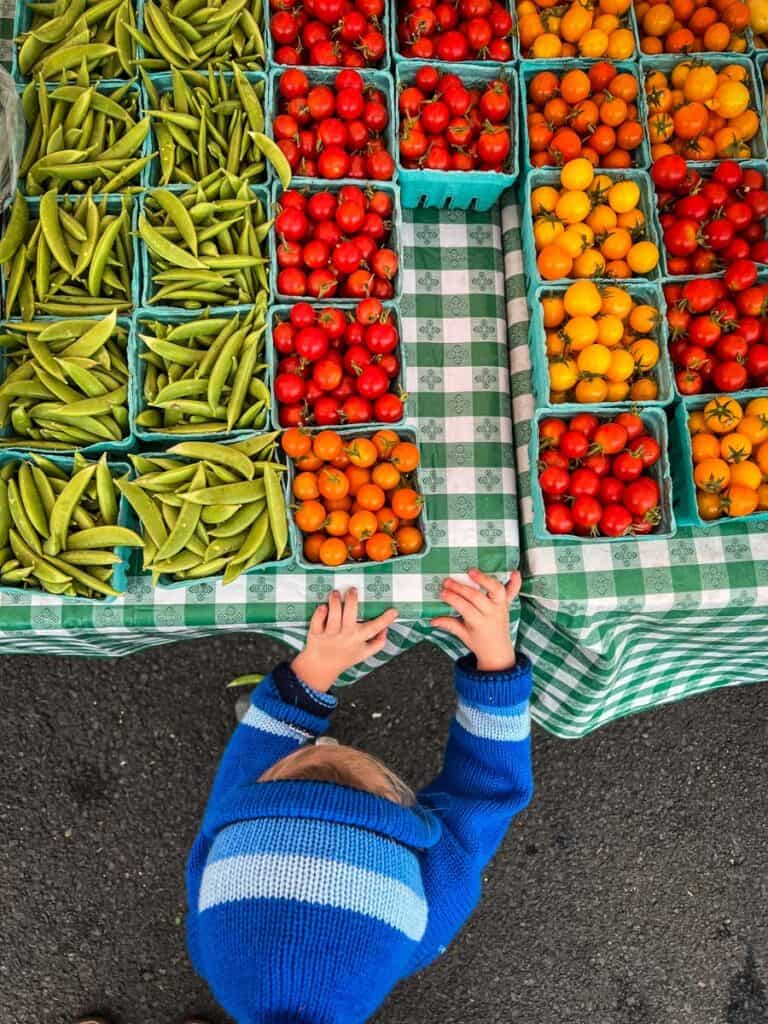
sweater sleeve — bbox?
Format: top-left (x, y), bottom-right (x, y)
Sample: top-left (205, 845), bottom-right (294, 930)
top-left (407, 654), bottom-right (534, 973)
top-left (185, 663), bottom-right (337, 973)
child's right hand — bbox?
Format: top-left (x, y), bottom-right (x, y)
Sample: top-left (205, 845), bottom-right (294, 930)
top-left (292, 588), bottom-right (398, 692)
top-left (431, 568), bottom-right (521, 672)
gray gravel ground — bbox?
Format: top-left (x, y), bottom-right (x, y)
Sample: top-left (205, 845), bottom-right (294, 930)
top-left (0, 636), bottom-right (766, 1024)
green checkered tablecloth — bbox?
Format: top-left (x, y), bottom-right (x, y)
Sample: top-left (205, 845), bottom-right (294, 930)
top-left (0, 204), bottom-right (521, 679)
top-left (501, 201), bottom-right (768, 738)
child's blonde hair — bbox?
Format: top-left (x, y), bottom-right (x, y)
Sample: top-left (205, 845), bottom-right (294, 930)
top-left (260, 743), bottom-right (416, 806)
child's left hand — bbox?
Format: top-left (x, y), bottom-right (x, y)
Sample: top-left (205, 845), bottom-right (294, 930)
top-left (292, 589), bottom-right (398, 692)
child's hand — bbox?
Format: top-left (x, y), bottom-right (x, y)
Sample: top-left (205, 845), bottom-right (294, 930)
top-left (292, 589), bottom-right (398, 692)
top-left (431, 568), bottom-right (521, 672)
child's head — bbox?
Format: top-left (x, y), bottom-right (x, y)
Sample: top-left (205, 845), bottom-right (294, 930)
top-left (260, 740), bottom-right (416, 806)
top-left (192, 741), bottom-right (441, 1024)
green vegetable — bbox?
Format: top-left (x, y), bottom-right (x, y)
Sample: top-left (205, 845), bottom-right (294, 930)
top-left (123, 439), bottom-right (289, 585)
top-left (0, 455), bottom-right (141, 599)
top-left (0, 313), bottom-right (130, 449)
top-left (138, 0), bottom-right (264, 70)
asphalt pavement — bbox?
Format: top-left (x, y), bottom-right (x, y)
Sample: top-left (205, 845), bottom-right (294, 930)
top-left (0, 636), bottom-right (766, 1024)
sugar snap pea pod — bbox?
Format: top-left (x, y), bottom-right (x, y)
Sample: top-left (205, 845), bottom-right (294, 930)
top-left (45, 463), bottom-right (96, 555)
top-left (0, 193), bottom-right (30, 265)
top-left (139, 214), bottom-right (206, 270)
top-left (232, 431), bottom-right (279, 457)
top-left (99, 117), bottom-right (150, 161)
top-left (151, 189), bottom-right (198, 255)
top-left (166, 441), bottom-right (255, 479)
top-left (5, 244), bottom-right (29, 318)
top-left (38, 43), bottom-right (117, 79)
top-left (263, 465), bottom-right (288, 560)
top-left (7, 479), bottom-right (44, 552)
top-left (18, 463), bottom-right (51, 539)
top-left (117, 479), bottom-right (169, 550)
top-left (95, 455), bottom-right (118, 525)
top-left (0, 480), bottom-right (9, 548)
top-left (229, 506), bottom-right (269, 565)
top-left (209, 498), bottom-right (264, 538)
top-left (60, 549), bottom-right (121, 567)
top-left (153, 466), bottom-right (206, 563)
top-left (152, 549), bottom-right (203, 575)
top-left (65, 525), bottom-right (142, 550)
top-left (184, 479), bottom-right (265, 505)
top-left (44, 552), bottom-right (119, 597)
top-left (98, 152), bottom-right (154, 194)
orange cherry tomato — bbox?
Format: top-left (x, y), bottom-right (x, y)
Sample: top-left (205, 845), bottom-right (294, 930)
top-left (366, 531), bottom-right (396, 562)
top-left (356, 482), bottom-right (386, 512)
top-left (391, 487), bottom-right (423, 521)
top-left (312, 429), bottom-right (343, 461)
top-left (319, 537), bottom-right (349, 566)
top-left (282, 427), bottom-right (311, 458)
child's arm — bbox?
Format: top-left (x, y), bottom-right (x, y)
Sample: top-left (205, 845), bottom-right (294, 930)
top-left (410, 570), bottom-right (533, 970)
top-left (186, 588), bottom-right (398, 971)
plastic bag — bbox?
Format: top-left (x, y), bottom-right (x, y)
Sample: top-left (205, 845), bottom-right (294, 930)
top-left (0, 67), bottom-right (25, 213)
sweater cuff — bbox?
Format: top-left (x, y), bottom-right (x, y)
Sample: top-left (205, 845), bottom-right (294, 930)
top-left (455, 653), bottom-right (533, 709)
top-left (273, 661), bottom-right (338, 719)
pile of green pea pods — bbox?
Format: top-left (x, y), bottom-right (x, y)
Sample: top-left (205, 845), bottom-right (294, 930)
top-left (136, 0), bottom-right (265, 70)
top-left (121, 434), bottom-right (289, 585)
top-left (0, 453), bottom-right (142, 598)
top-left (0, 190), bottom-right (134, 317)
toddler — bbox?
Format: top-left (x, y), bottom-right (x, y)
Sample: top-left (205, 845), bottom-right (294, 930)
top-left (186, 567), bottom-right (533, 1024)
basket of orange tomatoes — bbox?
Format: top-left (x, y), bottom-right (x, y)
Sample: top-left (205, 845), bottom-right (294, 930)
top-left (522, 157), bottom-right (662, 293)
top-left (517, 0), bottom-right (638, 60)
top-left (644, 55), bottom-right (767, 163)
top-left (672, 395), bottom-right (768, 527)
top-left (522, 60), bottom-right (651, 169)
top-left (634, 0), bottom-right (752, 54)
top-left (281, 426), bottom-right (430, 568)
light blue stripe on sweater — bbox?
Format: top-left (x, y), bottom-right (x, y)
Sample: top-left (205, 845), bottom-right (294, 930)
top-left (242, 704), bottom-right (311, 741)
top-left (199, 853), bottom-right (428, 942)
top-left (207, 819), bottom-right (423, 891)
top-left (456, 700), bottom-right (530, 742)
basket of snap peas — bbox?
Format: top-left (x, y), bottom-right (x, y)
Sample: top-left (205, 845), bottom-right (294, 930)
top-left (0, 312), bottom-right (135, 455)
top-left (0, 190), bottom-right (137, 319)
top-left (0, 451), bottom-right (142, 602)
top-left (17, 77), bottom-right (152, 197)
top-left (136, 0), bottom-right (266, 72)
top-left (138, 175), bottom-right (272, 310)
top-left (120, 434), bottom-right (292, 587)
top-left (134, 303), bottom-right (272, 442)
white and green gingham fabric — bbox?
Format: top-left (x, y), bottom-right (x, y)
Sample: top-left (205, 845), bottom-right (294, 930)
top-left (501, 199), bottom-right (768, 738)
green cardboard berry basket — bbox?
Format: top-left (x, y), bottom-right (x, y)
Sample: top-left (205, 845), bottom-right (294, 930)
top-left (287, 426), bottom-right (431, 570)
top-left (124, 436), bottom-right (294, 589)
top-left (0, 316), bottom-right (137, 456)
top-left (529, 405), bottom-right (677, 543)
top-left (137, 183), bottom-right (271, 312)
top-left (670, 392), bottom-right (768, 528)
top-left (519, 59), bottom-right (651, 171)
top-left (132, 307), bottom-right (273, 444)
top-left (394, 60), bottom-right (519, 212)
top-left (267, 300), bottom-right (407, 431)
top-left (0, 450), bottom-right (135, 603)
top-left (521, 166), bottom-right (663, 299)
top-left (270, 180), bottom-right (403, 304)
top-left (528, 280), bottom-right (674, 411)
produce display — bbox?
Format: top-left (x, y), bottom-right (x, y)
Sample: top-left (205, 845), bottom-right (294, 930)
top-left (517, 0), bottom-right (635, 59)
top-left (0, 191), bottom-right (134, 318)
top-left (635, 0), bottom-right (750, 54)
top-left (136, 306), bottom-right (271, 436)
top-left (0, 314), bottom-right (130, 451)
top-left (14, 0), bottom-right (137, 81)
top-left (282, 428), bottom-right (426, 565)
top-left (273, 300), bottom-right (404, 427)
top-left (540, 281), bottom-right (663, 404)
top-left (0, 454), bottom-right (142, 598)
top-left (137, 0), bottom-right (266, 70)
top-left (644, 62), bottom-right (761, 160)
top-left (664, 279), bottom-right (768, 395)
top-left (525, 64), bottom-right (645, 169)
top-left (686, 397), bottom-right (768, 519)
top-left (18, 79), bottom-right (151, 196)
top-left (652, 157), bottom-right (767, 276)
top-left (274, 185), bottom-right (399, 299)
top-left (395, 0), bottom-right (514, 62)
top-left (140, 175), bottom-right (271, 309)
top-left (530, 159), bottom-right (660, 282)
top-left (144, 67), bottom-right (285, 187)
top-left (269, 0), bottom-right (387, 66)
top-left (537, 412), bottom-right (666, 537)
top-left (398, 67), bottom-right (513, 173)
top-left (272, 68), bottom-right (395, 180)
top-left (120, 435), bottom-right (289, 584)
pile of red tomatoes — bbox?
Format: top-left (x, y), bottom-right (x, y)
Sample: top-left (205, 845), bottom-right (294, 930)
top-left (270, 0), bottom-right (387, 66)
top-left (395, 0), bottom-right (514, 61)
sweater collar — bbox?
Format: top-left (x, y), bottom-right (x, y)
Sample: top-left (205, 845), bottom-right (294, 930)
top-left (206, 780), bottom-right (442, 852)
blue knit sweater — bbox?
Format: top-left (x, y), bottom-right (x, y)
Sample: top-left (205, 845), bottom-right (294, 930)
top-left (186, 654), bottom-right (534, 1024)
